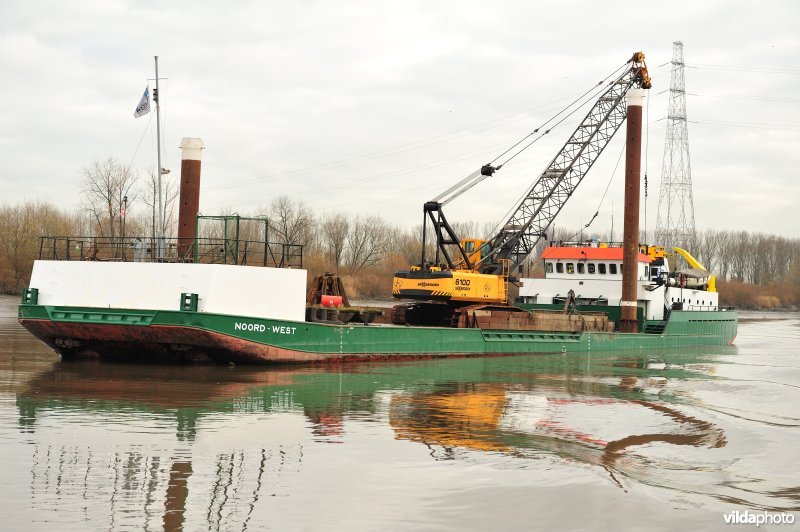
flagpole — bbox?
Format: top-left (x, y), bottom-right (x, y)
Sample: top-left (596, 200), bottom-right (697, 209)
top-left (154, 55), bottom-right (165, 258)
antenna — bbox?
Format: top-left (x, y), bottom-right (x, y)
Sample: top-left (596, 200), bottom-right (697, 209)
top-left (655, 41), bottom-right (696, 251)
top-left (610, 199), bottom-right (614, 242)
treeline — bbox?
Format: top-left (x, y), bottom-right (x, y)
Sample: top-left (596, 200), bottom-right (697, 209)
top-left (0, 202), bottom-right (83, 293)
top-left (1, 189), bottom-right (799, 309)
top-left (693, 230), bottom-right (800, 286)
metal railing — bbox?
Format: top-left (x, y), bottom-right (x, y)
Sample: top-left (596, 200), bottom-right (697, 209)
top-left (681, 304), bottom-right (735, 312)
top-left (38, 236), bottom-right (303, 269)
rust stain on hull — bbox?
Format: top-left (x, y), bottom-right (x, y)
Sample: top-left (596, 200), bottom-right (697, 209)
top-left (19, 318), bottom-right (502, 365)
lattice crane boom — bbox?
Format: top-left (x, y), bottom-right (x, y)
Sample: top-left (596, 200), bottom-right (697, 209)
top-left (480, 53), bottom-right (651, 275)
top-left (391, 52), bottom-right (651, 312)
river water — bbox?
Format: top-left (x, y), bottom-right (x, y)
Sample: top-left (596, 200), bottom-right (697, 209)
top-left (1, 295), bottom-right (798, 531)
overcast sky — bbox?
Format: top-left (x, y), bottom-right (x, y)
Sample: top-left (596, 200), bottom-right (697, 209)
top-left (1, 0), bottom-right (798, 239)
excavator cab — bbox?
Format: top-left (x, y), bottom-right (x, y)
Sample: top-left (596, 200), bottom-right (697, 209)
top-left (460, 239), bottom-right (489, 270)
top-left (639, 244), bottom-right (667, 261)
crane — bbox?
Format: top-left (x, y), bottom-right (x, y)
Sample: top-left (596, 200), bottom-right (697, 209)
top-left (391, 52), bottom-right (651, 325)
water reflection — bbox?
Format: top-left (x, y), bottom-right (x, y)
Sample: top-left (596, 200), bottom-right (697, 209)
top-left (14, 349), bottom-right (741, 526)
top-left (18, 340), bottom-right (800, 530)
top-left (9, 297), bottom-right (800, 530)
top-left (17, 350), bottom-right (727, 441)
top-left (28, 443), bottom-right (302, 531)
top-left (389, 383), bottom-right (726, 465)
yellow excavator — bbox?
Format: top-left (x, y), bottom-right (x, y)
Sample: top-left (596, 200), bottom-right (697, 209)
top-left (391, 52), bottom-right (652, 325)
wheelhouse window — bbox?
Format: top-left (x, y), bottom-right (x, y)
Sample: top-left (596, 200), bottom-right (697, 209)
top-left (598, 263), bottom-right (607, 274)
top-left (577, 263), bottom-right (585, 274)
top-left (545, 262), bottom-right (553, 274)
top-left (556, 263), bottom-right (564, 274)
top-left (609, 264), bottom-right (618, 275)
top-left (566, 263), bottom-right (575, 274)
top-left (587, 263), bottom-right (595, 274)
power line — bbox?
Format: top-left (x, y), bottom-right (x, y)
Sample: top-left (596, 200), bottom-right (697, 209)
top-left (686, 63), bottom-right (800, 75)
top-left (657, 91), bottom-right (800, 103)
top-left (207, 139), bottom-right (512, 211)
top-left (489, 62), bottom-right (627, 166)
top-left (657, 62), bottom-right (800, 75)
top-left (202, 82), bottom-right (626, 193)
top-left (204, 75), bottom-right (632, 210)
top-left (690, 119), bottom-right (800, 131)
top-left (494, 73), bottom-right (618, 168)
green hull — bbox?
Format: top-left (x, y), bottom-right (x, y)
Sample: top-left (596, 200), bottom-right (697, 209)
top-left (18, 303), bottom-right (738, 364)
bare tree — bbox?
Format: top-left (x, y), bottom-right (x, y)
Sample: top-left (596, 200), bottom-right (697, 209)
top-left (450, 220), bottom-right (496, 241)
top-left (344, 215), bottom-right (390, 273)
top-left (695, 229), bottom-right (719, 275)
top-left (81, 157), bottom-right (137, 239)
top-left (320, 213), bottom-right (349, 271)
top-left (268, 196), bottom-right (313, 246)
top-left (713, 230), bottom-right (733, 280)
top-left (729, 231), bottom-right (751, 282)
top-left (394, 225), bottom-right (428, 267)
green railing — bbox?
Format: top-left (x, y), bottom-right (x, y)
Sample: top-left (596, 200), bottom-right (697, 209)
top-left (37, 236), bottom-right (303, 269)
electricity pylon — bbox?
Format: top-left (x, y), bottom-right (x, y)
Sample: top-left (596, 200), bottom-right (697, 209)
top-left (655, 41), bottom-right (696, 252)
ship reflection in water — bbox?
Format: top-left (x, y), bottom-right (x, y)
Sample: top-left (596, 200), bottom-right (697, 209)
top-left (11, 343), bottom-right (797, 529)
top-left (390, 382), bottom-right (726, 479)
top-left (18, 365), bottom-right (309, 531)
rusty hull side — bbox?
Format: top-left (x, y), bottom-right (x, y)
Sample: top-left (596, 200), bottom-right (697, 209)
top-left (18, 318), bottom-right (481, 365)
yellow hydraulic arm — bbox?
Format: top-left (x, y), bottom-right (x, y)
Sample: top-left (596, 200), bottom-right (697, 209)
top-left (673, 247), bottom-right (716, 292)
top-left (672, 247), bottom-right (705, 270)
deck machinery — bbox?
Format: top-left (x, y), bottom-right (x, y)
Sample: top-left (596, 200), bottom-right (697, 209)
top-left (391, 52), bottom-right (652, 325)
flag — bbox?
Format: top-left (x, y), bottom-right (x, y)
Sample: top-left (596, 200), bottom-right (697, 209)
top-left (133, 87), bottom-right (150, 118)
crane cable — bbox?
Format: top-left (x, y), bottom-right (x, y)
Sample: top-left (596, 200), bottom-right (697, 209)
top-left (565, 141), bottom-right (626, 241)
top-left (487, 76), bottom-right (627, 241)
top-left (126, 108), bottom-right (155, 176)
top-left (566, 89), bottom-right (652, 242)
top-left (432, 77), bottom-right (619, 206)
top-left (489, 61), bottom-right (630, 169)
top-left (434, 63), bottom-right (631, 207)
top-left (487, 61), bottom-right (647, 244)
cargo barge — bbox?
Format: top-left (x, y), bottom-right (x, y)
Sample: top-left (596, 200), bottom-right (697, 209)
top-left (17, 245), bottom-right (736, 365)
top-left (18, 302), bottom-right (736, 364)
top-left (17, 51), bottom-right (737, 364)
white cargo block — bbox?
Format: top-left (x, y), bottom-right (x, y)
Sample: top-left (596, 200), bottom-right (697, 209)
top-left (29, 261), bottom-right (307, 322)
